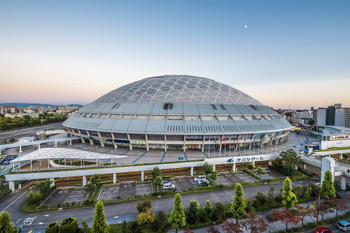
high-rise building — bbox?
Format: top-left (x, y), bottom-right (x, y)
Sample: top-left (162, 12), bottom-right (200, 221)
top-left (313, 104), bottom-right (350, 128)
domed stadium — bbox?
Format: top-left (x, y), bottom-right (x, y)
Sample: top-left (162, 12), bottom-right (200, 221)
top-left (63, 75), bottom-right (293, 152)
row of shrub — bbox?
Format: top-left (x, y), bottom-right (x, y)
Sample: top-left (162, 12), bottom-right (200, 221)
top-left (46, 217), bottom-right (78, 233)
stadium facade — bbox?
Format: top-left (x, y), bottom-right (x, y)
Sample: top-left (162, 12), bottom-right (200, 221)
top-left (63, 75), bottom-right (293, 152)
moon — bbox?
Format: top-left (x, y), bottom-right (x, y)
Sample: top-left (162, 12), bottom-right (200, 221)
top-left (244, 25), bottom-right (248, 29)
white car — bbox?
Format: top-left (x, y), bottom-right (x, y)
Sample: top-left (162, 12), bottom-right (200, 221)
top-left (162, 182), bottom-right (176, 191)
top-left (194, 175), bottom-right (206, 182)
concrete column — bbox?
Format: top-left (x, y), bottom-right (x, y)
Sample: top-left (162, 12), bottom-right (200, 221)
top-left (54, 141), bottom-right (57, 148)
top-left (340, 153), bottom-right (343, 160)
top-left (19, 146), bottom-right (22, 153)
top-left (145, 135), bottom-right (149, 152)
top-left (213, 164), bottom-right (216, 171)
top-left (9, 181), bottom-right (15, 192)
top-left (113, 173), bottom-right (117, 184)
top-left (98, 132), bottom-right (105, 147)
top-left (341, 176), bottom-right (346, 190)
top-left (190, 167), bottom-right (194, 176)
top-left (50, 178), bottom-right (55, 187)
top-left (69, 140), bottom-right (72, 146)
top-left (83, 176), bottom-right (87, 186)
top-left (233, 162), bottom-right (236, 172)
top-left (141, 171), bottom-right (144, 181)
top-left (252, 161), bottom-right (255, 167)
top-left (127, 134), bottom-right (132, 150)
top-left (340, 176), bottom-right (346, 190)
top-left (202, 135), bottom-right (205, 152)
top-left (303, 163), bottom-right (306, 169)
top-left (38, 144), bottom-right (41, 149)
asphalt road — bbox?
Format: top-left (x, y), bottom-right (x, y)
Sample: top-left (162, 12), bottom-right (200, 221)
top-left (0, 122), bottom-right (64, 141)
top-left (0, 177), bottom-right (318, 233)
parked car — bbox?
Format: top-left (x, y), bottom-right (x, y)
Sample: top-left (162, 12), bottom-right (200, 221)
top-left (162, 182), bottom-right (177, 191)
top-left (162, 178), bottom-right (169, 185)
top-left (194, 175), bottom-right (206, 182)
top-left (337, 221), bottom-right (350, 232)
top-left (315, 227), bottom-right (332, 233)
top-left (197, 180), bottom-right (209, 187)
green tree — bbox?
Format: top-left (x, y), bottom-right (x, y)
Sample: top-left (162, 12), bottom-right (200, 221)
top-left (0, 211), bottom-right (17, 233)
top-left (231, 183), bottom-right (246, 223)
top-left (282, 177), bottom-right (297, 209)
top-left (136, 200), bottom-right (152, 213)
top-left (186, 199), bottom-right (200, 224)
top-left (204, 200), bottom-right (212, 216)
top-left (210, 170), bottom-right (218, 180)
top-left (90, 174), bottom-right (101, 185)
top-left (308, 118), bottom-right (315, 125)
top-left (203, 162), bottom-right (213, 175)
top-left (320, 170), bottom-right (336, 198)
top-left (152, 166), bottom-right (161, 177)
top-left (80, 219), bottom-right (91, 233)
top-left (168, 193), bottom-right (186, 233)
top-left (268, 186), bottom-right (274, 205)
top-left (136, 208), bottom-right (156, 227)
top-left (153, 176), bottom-right (163, 192)
top-left (36, 179), bottom-right (53, 197)
top-left (279, 149), bottom-right (300, 168)
top-left (91, 201), bottom-right (110, 233)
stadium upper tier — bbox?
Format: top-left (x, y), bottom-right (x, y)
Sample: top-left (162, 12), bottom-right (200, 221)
top-left (63, 75), bottom-right (292, 151)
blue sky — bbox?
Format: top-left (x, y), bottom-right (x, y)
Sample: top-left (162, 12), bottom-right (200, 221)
top-left (0, 0), bottom-right (349, 108)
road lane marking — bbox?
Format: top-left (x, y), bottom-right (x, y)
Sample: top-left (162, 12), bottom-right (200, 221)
top-left (1, 190), bottom-right (28, 212)
top-left (23, 216), bottom-right (37, 225)
top-left (14, 218), bottom-right (22, 226)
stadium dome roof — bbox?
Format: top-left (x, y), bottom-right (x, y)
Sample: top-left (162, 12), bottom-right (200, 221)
top-left (94, 75), bottom-right (262, 105)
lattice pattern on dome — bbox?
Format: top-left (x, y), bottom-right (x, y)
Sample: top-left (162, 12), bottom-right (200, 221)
top-left (93, 75), bottom-right (262, 105)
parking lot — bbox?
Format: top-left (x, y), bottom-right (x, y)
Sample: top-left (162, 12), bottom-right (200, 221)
top-left (171, 176), bottom-right (198, 191)
top-left (215, 172), bottom-right (243, 185)
top-left (251, 168), bottom-right (285, 180)
top-left (44, 188), bottom-right (88, 205)
top-left (98, 181), bottom-right (153, 201)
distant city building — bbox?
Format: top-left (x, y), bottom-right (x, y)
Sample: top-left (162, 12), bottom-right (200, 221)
top-left (291, 109), bottom-right (313, 124)
top-left (313, 104), bottom-right (350, 128)
top-left (0, 105), bottom-right (17, 114)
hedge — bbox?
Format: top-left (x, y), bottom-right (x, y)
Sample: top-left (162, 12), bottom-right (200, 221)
top-left (45, 222), bottom-right (58, 233)
top-left (59, 217), bottom-right (78, 233)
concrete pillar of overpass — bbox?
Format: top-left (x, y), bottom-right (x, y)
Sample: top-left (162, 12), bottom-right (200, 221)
top-left (341, 176), bottom-right (346, 191)
top-left (50, 178), bottom-right (55, 187)
top-left (213, 164), bottom-right (216, 171)
top-left (69, 140), bottom-right (72, 146)
top-left (146, 143), bottom-right (149, 152)
top-left (19, 146), bottom-right (22, 153)
top-left (89, 139), bottom-right (94, 146)
top-left (100, 139), bottom-right (105, 148)
top-left (190, 167), bottom-right (194, 176)
top-left (83, 176), bottom-right (87, 186)
top-left (141, 171), bottom-right (144, 181)
top-left (233, 163), bottom-right (236, 172)
top-left (9, 181), bottom-right (15, 192)
top-left (81, 137), bottom-right (86, 144)
top-left (113, 173), bottom-right (117, 184)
